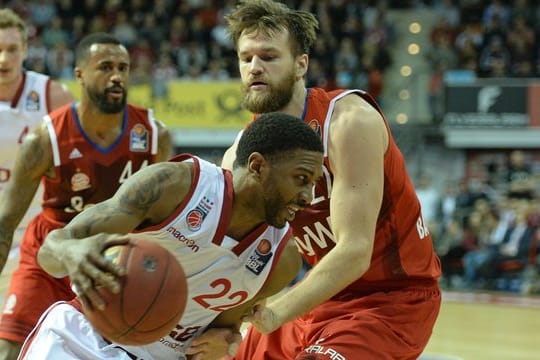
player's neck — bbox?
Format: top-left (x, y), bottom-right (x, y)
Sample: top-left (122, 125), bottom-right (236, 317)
top-left (227, 176), bottom-right (265, 241)
top-left (277, 84), bottom-right (307, 119)
top-left (75, 100), bottom-right (124, 132)
top-left (0, 73), bottom-right (24, 102)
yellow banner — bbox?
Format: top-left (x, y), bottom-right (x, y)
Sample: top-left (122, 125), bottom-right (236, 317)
top-left (61, 80), bottom-right (252, 129)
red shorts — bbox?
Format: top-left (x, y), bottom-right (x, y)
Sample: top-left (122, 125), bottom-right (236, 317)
top-left (234, 285), bottom-right (441, 360)
top-left (0, 213), bottom-right (73, 343)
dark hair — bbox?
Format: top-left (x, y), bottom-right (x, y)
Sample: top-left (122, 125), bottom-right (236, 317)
top-left (225, 0), bottom-right (318, 57)
top-left (235, 112), bottom-right (323, 168)
top-left (75, 32), bottom-right (123, 66)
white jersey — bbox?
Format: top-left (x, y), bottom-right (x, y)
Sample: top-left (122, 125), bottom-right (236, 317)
top-left (0, 70), bottom-right (51, 236)
top-left (19, 155), bottom-right (293, 360)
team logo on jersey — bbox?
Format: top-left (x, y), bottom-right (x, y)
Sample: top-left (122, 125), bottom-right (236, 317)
top-left (245, 239), bottom-right (273, 275)
top-left (25, 91), bottom-right (40, 111)
top-left (71, 171), bottom-right (91, 192)
top-left (186, 196), bottom-right (214, 231)
top-left (129, 124), bottom-right (148, 152)
top-left (68, 148), bottom-right (83, 159)
top-left (308, 119), bottom-right (321, 136)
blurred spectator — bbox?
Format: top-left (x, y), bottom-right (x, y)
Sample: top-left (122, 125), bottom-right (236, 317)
top-left (478, 37), bottom-right (511, 77)
top-left (40, 16), bottom-right (69, 48)
top-left (200, 59), bottom-right (230, 82)
top-left (151, 53), bottom-right (178, 100)
top-left (45, 41), bottom-right (74, 79)
top-left (28, 0), bottom-right (57, 28)
top-left (177, 42), bottom-right (207, 77)
top-left (482, 0), bottom-right (511, 28)
top-left (416, 173), bottom-right (441, 229)
top-left (432, 0), bottom-right (461, 29)
top-left (112, 11), bottom-right (138, 48)
top-left (505, 150), bottom-right (535, 200)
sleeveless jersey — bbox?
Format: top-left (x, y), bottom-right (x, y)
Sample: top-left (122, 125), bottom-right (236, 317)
top-left (285, 88), bottom-right (440, 292)
top-left (0, 71), bottom-right (51, 230)
top-left (41, 103), bottom-right (158, 223)
top-left (110, 155), bottom-right (292, 359)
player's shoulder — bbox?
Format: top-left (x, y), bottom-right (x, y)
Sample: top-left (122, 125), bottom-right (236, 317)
top-left (126, 102), bottom-right (150, 113)
top-left (46, 102), bottom-right (73, 122)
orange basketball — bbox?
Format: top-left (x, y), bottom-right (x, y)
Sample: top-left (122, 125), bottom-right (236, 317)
top-left (83, 238), bottom-right (188, 345)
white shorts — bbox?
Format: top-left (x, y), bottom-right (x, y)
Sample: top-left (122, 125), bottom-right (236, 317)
top-left (18, 302), bottom-right (142, 360)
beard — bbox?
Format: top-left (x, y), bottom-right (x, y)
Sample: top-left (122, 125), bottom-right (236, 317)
top-left (85, 85), bottom-right (127, 114)
top-left (241, 69), bottom-right (296, 114)
top-left (262, 175), bottom-right (288, 229)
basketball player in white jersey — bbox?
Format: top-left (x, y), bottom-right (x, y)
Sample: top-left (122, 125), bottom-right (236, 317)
top-left (17, 112), bottom-right (324, 360)
top-left (0, 8), bottom-right (74, 270)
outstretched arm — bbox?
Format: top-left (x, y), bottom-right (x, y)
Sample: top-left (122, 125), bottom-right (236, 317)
top-left (38, 161), bottom-right (193, 308)
top-left (0, 123), bottom-right (53, 273)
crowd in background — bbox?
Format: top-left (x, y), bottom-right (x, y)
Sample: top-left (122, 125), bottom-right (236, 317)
top-left (416, 150), bottom-right (540, 294)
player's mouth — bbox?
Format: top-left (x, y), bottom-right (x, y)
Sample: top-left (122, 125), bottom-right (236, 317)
top-left (249, 80), bottom-right (267, 91)
top-left (106, 86), bottom-right (124, 99)
top-left (0, 68), bottom-right (12, 76)
top-left (285, 205), bottom-right (302, 221)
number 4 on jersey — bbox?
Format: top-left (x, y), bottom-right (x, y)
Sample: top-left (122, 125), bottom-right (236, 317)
top-left (118, 159), bottom-right (149, 184)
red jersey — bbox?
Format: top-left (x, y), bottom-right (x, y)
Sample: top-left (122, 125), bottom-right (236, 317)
top-left (288, 88), bottom-right (441, 292)
top-left (41, 103), bottom-right (159, 223)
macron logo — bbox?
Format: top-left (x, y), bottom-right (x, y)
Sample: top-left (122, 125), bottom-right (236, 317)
top-left (68, 148), bottom-right (83, 159)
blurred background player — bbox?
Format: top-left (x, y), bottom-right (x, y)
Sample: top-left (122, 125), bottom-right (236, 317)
top-left (0, 8), bottom-right (74, 268)
top-left (19, 113), bottom-right (323, 360)
top-left (0, 32), bottom-right (172, 359)
top-left (220, 1), bottom-right (442, 359)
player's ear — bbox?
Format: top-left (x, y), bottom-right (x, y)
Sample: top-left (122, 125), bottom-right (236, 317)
top-left (295, 54), bottom-right (308, 80)
top-left (247, 152), bottom-right (265, 179)
top-left (74, 67), bottom-right (83, 84)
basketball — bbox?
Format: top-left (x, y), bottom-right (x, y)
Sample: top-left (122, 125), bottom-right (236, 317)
top-left (82, 238), bottom-right (188, 345)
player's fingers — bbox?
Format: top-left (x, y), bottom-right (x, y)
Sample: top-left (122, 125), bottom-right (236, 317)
top-left (78, 260), bottom-right (121, 294)
top-left (100, 235), bottom-right (131, 252)
top-left (86, 288), bottom-right (106, 310)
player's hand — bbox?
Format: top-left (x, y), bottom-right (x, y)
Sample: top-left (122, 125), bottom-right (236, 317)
top-left (64, 234), bottom-right (130, 310)
top-left (242, 302), bottom-right (281, 334)
top-left (185, 328), bottom-right (242, 360)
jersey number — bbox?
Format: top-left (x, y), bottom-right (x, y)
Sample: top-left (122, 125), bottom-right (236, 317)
top-left (193, 278), bottom-right (248, 312)
top-left (118, 159), bottom-right (149, 184)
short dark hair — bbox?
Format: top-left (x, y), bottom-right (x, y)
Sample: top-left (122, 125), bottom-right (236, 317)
top-left (235, 112), bottom-right (323, 168)
top-left (225, 0), bottom-right (318, 57)
top-left (75, 32), bottom-right (123, 66)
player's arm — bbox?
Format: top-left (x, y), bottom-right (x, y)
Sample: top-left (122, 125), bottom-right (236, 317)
top-left (0, 123), bottom-right (53, 273)
top-left (155, 119), bottom-right (173, 162)
top-left (48, 80), bottom-right (75, 109)
top-left (38, 161), bottom-right (193, 307)
top-left (186, 240), bottom-right (301, 358)
top-left (250, 95), bottom-right (388, 333)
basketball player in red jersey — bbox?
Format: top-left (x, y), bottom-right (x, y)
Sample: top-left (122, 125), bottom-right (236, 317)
top-left (217, 1), bottom-right (442, 359)
top-left (0, 8), bottom-right (74, 269)
top-left (0, 32), bottom-right (172, 359)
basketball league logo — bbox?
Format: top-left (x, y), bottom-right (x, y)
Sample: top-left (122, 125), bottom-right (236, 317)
top-left (308, 119), bottom-right (321, 137)
top-left (70, 171), bottom-right (91, 192)
top-left (25, 91), bottom-right (40, 111)
top-left (129, 124), bottom-right (148, 152)
top-left (186, 196), bottom-right (214, 231)
top-left (245, 239), bottom-right (273, 275)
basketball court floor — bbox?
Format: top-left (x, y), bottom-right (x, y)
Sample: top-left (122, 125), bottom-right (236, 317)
top-left (1, 245), bottom-right (539, 360)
